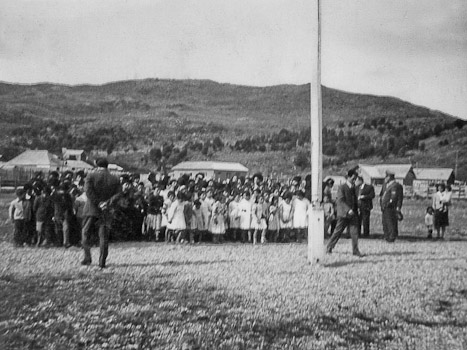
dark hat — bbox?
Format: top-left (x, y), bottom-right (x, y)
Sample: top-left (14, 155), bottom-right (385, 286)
top-left (95, 158), bottom-right (109, 168)
top-left (347, 169), bottom-right (357, 178)
top-left (385, 169), bottom-right (395, 176)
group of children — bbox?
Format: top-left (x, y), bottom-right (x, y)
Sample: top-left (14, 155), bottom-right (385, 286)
top-left (8, 171), bottom-right (83, 248)
top-left (8, 170), bottom-right (313, 247)
top-left (133, 175), bottom-right (311, 244)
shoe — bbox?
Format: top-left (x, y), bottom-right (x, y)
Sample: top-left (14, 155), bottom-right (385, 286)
top-left (80, 260), bottom-right (91, 266)
top-left (64, 243), bottom-right (72, 249)
top-left (326, 249), bottom-right (332, 255)
top-left (353, 252), bottom-right (365, 258)
top-left (99, 264), bottom-right (106, 269)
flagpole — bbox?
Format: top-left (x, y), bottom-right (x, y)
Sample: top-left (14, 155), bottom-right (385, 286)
top-left (308, 0), bottom-right (324, 264)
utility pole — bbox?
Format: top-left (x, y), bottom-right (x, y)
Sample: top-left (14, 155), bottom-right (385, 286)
top-left (308, 0), bottom-right (324, 264)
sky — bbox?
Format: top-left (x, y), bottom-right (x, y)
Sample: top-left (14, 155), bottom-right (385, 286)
top-left (0, 0), bottom-right (466, 119)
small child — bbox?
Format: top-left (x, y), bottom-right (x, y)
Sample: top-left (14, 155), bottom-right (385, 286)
top-left (9, 189), bottom-right (26, 247)
top-left (425, 206), bottom-right (434, 239)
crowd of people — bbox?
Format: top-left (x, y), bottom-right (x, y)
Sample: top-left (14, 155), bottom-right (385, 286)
top-left (7, 159), bottom-right (452, 264)
top-left (8, 161), bottom-right (316, 251)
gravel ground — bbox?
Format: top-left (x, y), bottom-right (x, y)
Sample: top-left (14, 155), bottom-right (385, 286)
top-left (1, 239), bottom-right (466, 350)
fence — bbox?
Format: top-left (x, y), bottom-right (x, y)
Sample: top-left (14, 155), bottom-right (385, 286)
top-left (0, 168), bottom-right (38, 188)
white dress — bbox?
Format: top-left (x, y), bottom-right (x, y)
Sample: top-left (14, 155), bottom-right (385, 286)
top-left (279, 201), bottom-right (293, 229)
top-left (238, 198), bottom-right (252, 230)
top-left (228, 200), bottom-right (240, 229)
top-left (167, 200), bottom-right (186, 231)
top-left (190, 206), bottom-right (204, 230)
top-left (209, 201), bottom-right (226, 235)
top-left (161, 198), bottom-right (173, 228)
top-left (200, 200), bottom-right (211, 231)
top-left (292, 197), bottom-right (309, 229)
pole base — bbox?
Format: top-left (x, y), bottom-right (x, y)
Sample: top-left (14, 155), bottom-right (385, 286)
top-left (308, 206), bottom-right (325, 264)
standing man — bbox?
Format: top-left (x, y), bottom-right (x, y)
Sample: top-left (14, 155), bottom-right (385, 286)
top-left (355, 176), bottom-right (375, 237)
top-left (326, 169), bottom-right (363, 257)
top-left (81, 158), bottom-right (121, 268)
top-left (380, 170), bottom-right (403, 242)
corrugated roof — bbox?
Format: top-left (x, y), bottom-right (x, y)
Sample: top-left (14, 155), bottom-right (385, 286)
top-left (172, 161), bottom-right (248, 172)
top-left (359, 164), bottom-right (413, 179)
top-left (3, 150), bottom-right (62, 169)
top-left (413, 168), bottom-right (453, 181)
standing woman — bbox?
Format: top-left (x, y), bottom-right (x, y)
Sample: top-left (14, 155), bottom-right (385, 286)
top-left (167, 191), bottom-right (186, 243)
top-left (432, 183), bottom-right (450, 239)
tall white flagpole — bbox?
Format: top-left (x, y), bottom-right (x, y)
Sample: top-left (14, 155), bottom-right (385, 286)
top-left (308, 0), bottom-right (324, 264)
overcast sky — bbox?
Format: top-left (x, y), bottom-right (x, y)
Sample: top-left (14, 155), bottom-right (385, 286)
top-left (0, 0), bottom-right (466, 119)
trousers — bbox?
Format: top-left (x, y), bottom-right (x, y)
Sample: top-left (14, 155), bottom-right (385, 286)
top-left (326, 216), bottom-right (360, 254)
top-left (359, 209), bottom-right (371, 236)
top-left (81, 215), bottom-right (110, 267)
top-left (382, 208), bottom-right (398, 241)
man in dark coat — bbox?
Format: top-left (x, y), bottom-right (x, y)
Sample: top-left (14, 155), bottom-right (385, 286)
top-left (355, 176), bottom-right (375, 237)
top-left (81, 158), bottom-right (121, 268)
top-left (380, 170), bottom-right (404, 242)
top-left (326, 169), bottom-right (363, 257)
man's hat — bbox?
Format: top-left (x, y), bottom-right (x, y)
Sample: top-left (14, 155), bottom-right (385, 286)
top-left (385, 169), bottom-right (395, 176)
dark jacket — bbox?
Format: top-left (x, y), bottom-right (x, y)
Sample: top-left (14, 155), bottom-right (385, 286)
top-left (51, 191), bottom-right (74, 220)
top-left (380, 181), bottom-right (403, 211)
top-left (34, 195), bottom-right (54, 222)
top-left (83, 169), bottom-right (121, 217)
top-left (335, 182), bottom-right (358, 219)
top-left (357, 183), bottom-right (375, 211)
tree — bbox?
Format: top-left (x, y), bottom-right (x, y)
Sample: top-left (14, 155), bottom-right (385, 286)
top-left (149, 147), bottom-right (162, 163)
top-left (433, 123), bottom-right (443, 136)
top-left (212, 136), bottom-right (224, 151)
top-left (106, 142), bottom-right (115, 155)
top-left (294, 150), bottom-right (310, 170)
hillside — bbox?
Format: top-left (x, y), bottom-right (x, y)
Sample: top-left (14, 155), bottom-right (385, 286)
top-left (0, 79), bottom-right (466, 179)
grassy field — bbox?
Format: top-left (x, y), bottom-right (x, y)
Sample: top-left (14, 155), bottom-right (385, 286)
top-left (1, 194), bottom-right (466, 349)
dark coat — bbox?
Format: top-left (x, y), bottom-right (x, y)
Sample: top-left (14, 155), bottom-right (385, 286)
top-left (335, 182), bottom-right (358, 219)
top-left (380, 181), bottom-right (403, 211)
top-left (83, 169), bottom-right (121, 217)
top-left (357, 183), bottom-right (375, 211)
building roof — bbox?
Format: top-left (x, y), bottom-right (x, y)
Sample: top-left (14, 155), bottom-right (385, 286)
top-left (62, 160), bottom-right (94, 170)
top-left (62, 148), bottom-right (85, 156)
top-left (3, 150), bottom-right (62, 169)
top-left (108, 163), bottom-right (124, 171)
top-left (172, 161), bottom-right (248, 172)
top-left (413, 168), bottom-right (454, 181)
top-left (359, 164), bottom-right (413, 179)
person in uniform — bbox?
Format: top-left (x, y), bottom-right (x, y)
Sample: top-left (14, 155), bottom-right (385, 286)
top-left (380, 170), bottom-right (403, 242)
